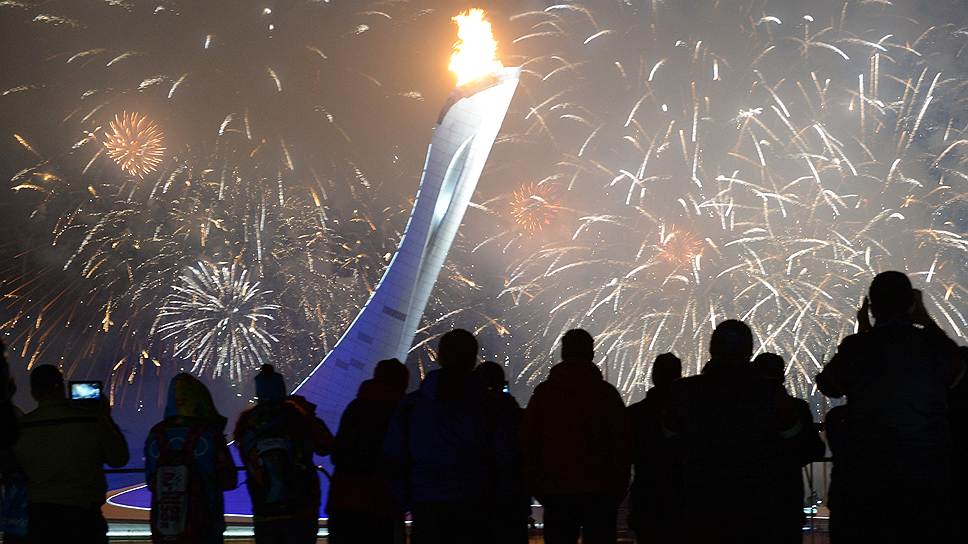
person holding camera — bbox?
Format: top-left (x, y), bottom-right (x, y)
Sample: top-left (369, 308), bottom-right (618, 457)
top-left (14, 365), bottom-right (128, 544)
top-left (817, 271), bottom-right (965, 543)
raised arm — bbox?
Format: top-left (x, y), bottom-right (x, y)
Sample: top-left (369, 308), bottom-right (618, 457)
top-left (100, 411), bottom-right (130, 468)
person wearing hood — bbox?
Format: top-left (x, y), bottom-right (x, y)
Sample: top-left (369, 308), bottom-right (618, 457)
top-left (235, 365), bottom-right (333, 544)
top-left (662, 320), bottom-right (801, 544)
top-left (627, 353), bottom-right (683, 544)
top-left (521, 329), bottom-right (631, 544)
top-left (145, 373), bottom-right (236, 544)
top-left (327, 359), bottom-right (409, 544)
top-left (383, 329), bottom-right (495, 544)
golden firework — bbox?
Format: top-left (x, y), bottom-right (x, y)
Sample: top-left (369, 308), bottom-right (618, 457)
top-left (102, 111), bottom-right (165, 177)
top-left (510, 182), bottom-right (560, 233)
top-left (657, 227), bottom-right (703, 266)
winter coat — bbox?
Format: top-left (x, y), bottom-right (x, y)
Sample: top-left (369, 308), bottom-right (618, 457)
top-left (521, 360), bottom-right (631, 502)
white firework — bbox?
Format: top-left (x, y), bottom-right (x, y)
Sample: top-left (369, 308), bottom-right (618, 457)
top-left (157, 262), bottom-right (280, 380)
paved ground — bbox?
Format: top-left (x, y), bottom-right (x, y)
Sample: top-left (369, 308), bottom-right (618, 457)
top-left (92, 524), bottom-right (830, 543)
top-left (93, 535), bottom-right (829, 543)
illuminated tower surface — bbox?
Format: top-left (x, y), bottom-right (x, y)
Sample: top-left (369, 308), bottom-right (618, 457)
top-left (294, 67), bottom-right (520, 429)
top-left (109, 68), bottom-right (520, 517)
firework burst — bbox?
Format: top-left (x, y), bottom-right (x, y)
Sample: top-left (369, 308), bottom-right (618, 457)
top-left (156, 262), bottom-right (279, 381)
top-left (500, 0), bottom-right (968, 402)
top-left (656, 225), bottom-right (703, 267)
top-left (511, 182), bottom-right (561, 233)
top-left (0, 1), bottom-right (505, 405)
top-left (102, 112), bottom-right (165, 177)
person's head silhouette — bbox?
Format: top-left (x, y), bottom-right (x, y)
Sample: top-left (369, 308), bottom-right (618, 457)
top-left (473, 361), bottom-right (506, 392)
top-left (752, 352), bottom-right (785, 383)
top-left (255, 364), bottom-right (286, 404)
top-left (709, 320), bottom-right (754, 364)
top-left (30, 364), bottom-right (65, 403)
top-left (438, 329), bottom-right (478, 373)
top-left (869, 270), bottom-right (914, 322)
top-left (561, 329), bottom-right (595, 363)
top-left (652, 352), bottom-right (682, 387)
top-left (373, 358), bottom-right (409, 394)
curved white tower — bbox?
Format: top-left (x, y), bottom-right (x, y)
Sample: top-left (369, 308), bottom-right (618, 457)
top-left (294, 68), bottom-right (520, 429)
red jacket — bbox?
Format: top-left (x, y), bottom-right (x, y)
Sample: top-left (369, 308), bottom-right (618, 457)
top-left (521, 360), bottom-right (631, 502)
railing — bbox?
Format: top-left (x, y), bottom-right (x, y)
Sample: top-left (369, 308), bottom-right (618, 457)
top-left (105, 464), bottom-right (334, 477)
top-left (107, 460), bottom-right (835, 517)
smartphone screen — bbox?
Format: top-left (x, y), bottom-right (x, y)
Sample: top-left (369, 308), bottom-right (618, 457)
top-left (70, 381), bottom-right (102, 400)
top-left (502, 382), bottom-right (510, 394)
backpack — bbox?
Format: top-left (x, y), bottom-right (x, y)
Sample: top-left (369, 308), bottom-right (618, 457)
top-left (149, 425), bottom-right (210, 543)
top-left (243, 402), bottom-right (316, 516)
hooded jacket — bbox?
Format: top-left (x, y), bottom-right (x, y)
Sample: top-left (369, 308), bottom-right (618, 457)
top-left (145, 374), bottom-right (236, 537)
top-left (521, 360), bottom-right (631, 501)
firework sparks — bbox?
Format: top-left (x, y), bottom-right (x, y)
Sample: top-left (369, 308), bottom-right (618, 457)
top-left (0, 1), bottom-right (507, 402)
top-left (511, 182), bottom-right (561, 233)
top-left (156, 262), bottom-right (280, 381)
top-left (501, 1), bottom-right (968, 403)
top-left (656, 226), bottom-right (703, 267)
top-left (102, 112), bottom-right (165, 177)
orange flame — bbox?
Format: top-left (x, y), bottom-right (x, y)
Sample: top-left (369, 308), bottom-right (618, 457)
top-left (449, 9), bottom-right (503, 87)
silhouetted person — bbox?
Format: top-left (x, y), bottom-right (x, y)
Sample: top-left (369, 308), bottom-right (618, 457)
top-left (949, 347), bottom-right (968, 542)
top-left (146, 373), bottom-right (236, 544)
top-left (663, 320), bottom-right (801, 544)
top-left (627, 353), bottom-right (683, 543)
top-left (822, 403), bottom-right (848, 541)
top-left (327, 359), bottom-right (409, 544)
top-left (384, 329), bottom-right (495, 544)
top-left (15, 365), bottom-right (128, 544)
top-left (235, 365), bottom-right (333, 544)
top-left (522, 329), bottom-right (631, 544)
top-left (0, 341), bottom-right (26, 542)
top-left (473, 361), bottom-right (529, 544)
top-left (0, 341), bottom-right (17, 450)
top-left (752, 352), bottom-right (826, 543)
top-left (817, 272), bottom-right (964, 543)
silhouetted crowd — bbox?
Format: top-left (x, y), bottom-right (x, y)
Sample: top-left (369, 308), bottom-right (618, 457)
top-left (0, 270), bottom-right (966, 544)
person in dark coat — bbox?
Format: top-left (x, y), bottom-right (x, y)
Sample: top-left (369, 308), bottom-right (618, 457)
top-left (473, 361), bottom-right (529, 544)
top-left (663, 320), bottom-right (801, 544)
top-left (0, 343), bottom-right (26, 542)
top-left (752, 353), bottom-right (826, 543)
top-left (816, 272), bottom-right (965, 543)
top-left (0, 341), bottom-right (17, 450)
top-left (949, 346), bottom-right (968, 542)
top-left (383, 329), bottom-right (496, 544)
top-left (627, 353), bottom-right (682, 543)
top-left (521, 329), bottom-right (631, 544)
top-left (327, 359), bottom-right (409, 544)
